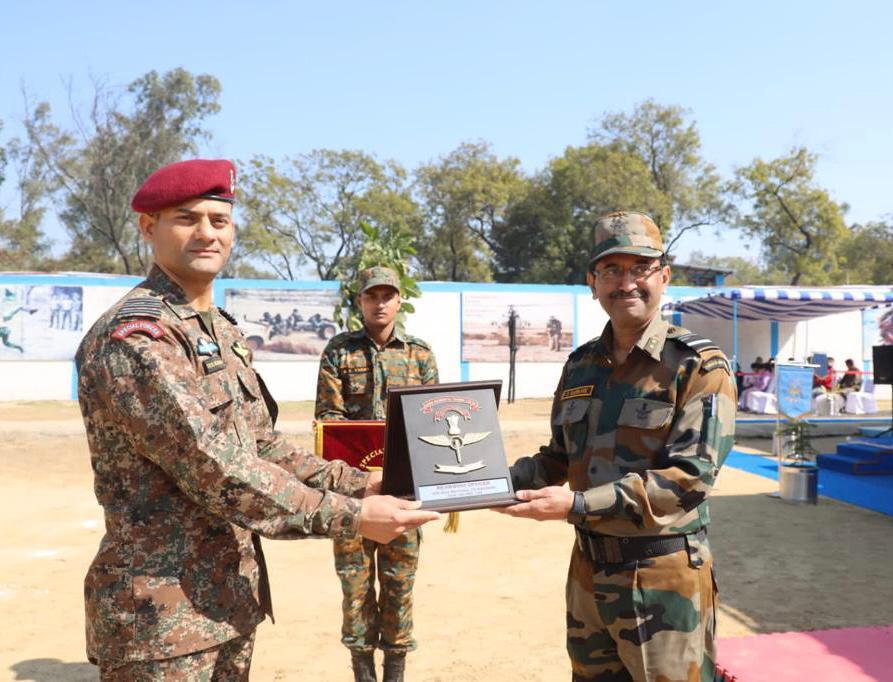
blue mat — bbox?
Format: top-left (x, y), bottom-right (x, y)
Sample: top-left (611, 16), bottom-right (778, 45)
top-left (724, 449), bottom-right (893, 516)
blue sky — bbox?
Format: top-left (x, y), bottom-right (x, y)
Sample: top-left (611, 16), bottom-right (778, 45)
top-left (1, 1), bottom-right (891, 267)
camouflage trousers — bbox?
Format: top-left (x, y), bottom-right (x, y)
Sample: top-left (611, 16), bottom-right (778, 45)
top-left (566, 543), bottom-right (718, 682)
top-left (98, 631), bottom-right (255, 681)
top-left (333, 528), bottom-right (420, 654)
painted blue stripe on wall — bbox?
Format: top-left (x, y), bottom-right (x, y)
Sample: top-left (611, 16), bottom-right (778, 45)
top-left (70, 362), bottom-right (79, 400)
top-left (460, 361), bottom-right (470, 381)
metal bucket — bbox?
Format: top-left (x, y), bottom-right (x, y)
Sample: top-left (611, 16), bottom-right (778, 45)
top-left (778, 464), bottom-right (818, 504)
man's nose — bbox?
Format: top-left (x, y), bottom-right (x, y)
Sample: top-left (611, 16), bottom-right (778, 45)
top-left (193, 216), bottom-right (215, 240)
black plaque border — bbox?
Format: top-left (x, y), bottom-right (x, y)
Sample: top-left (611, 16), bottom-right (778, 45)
top-left (382, 380), bottom-right (517, 511)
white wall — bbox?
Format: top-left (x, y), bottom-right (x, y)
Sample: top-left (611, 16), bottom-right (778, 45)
top-left (2, 362), bottom-right (74, 400)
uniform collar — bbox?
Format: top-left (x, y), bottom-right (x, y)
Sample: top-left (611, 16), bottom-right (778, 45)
top-left (596, 314), bottom-right (669, 362)
top-left (145, 264), bottom-right (201, 320)
top-left (352, 324), bottom-right (406, 350)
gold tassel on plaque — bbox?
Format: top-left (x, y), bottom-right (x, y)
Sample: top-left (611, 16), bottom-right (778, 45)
top-left (443, 511), bottom-right (460, 533)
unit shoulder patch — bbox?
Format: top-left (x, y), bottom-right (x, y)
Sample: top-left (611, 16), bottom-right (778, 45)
top-left (115, 296), bottom-right (163, 321)
top-left (669, 330), bottom-right (720, 355)
top-left (700, 356), bottom-right (731, 375)
top-left (111, 320), bottom-right (165, 341)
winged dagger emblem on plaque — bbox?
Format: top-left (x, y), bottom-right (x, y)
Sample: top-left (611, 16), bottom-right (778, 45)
top-left (418, 397), bottom-right (491, 474)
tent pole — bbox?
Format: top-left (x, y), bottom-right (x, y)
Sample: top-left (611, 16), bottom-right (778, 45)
top-left (733, 299), bottom-right (739, 369)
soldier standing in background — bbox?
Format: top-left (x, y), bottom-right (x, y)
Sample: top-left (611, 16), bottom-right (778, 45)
top-left (76, 160), bottom-right (437, 680)
top-left (316, 266), bottom-right (438, 682)
top-left (500, 211), bottom-right (737, 681)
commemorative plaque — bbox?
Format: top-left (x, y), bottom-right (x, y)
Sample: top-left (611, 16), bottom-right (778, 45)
top-left (381, 380), bottom-right (517, 512)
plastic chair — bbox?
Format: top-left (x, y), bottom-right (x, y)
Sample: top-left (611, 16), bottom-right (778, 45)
top-left (845, 378), bottom-right (878, 415)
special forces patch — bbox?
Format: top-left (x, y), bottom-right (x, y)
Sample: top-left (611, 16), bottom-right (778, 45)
top-left (561, 385), bottom-right (594, 400)
top-left (111, 320), bottom-right (165, 340)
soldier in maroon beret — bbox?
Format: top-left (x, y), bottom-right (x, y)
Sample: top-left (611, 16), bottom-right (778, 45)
top-left (76, 159), bottom-right (439, 680)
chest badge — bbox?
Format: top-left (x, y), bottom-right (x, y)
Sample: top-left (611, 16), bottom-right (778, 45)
top-left (635, 402), bottom-right (651, 424)
top-left (232, 341), bottom-right (252, 366)
top-left (196, 337), bottom-right (220, 356)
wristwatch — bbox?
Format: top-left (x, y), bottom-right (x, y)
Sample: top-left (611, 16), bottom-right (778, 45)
top-left (571, 491), bottom-right (586, 517)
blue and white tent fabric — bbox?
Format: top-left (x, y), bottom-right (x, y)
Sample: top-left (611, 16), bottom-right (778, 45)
top-left (663, 287), bottom-right (893, 322)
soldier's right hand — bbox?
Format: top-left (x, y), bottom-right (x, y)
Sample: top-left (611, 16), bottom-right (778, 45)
top-left (357, 496), bottom-right (440, 543)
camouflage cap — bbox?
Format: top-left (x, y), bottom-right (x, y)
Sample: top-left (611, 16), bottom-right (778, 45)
top-left (589, 211), bottom-right (664, 265)
top-left (356, 266), bottom-right (400, 294)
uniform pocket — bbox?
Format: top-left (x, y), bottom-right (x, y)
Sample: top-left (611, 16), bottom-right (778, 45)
top-left (617, 398), bottom-right (674, 429)
top-left (343, 367), bottom-right (371, 395)
top-left (200, 371), bottom-right (235, 412)
top-left (553, 398), bottom-right (592, 459)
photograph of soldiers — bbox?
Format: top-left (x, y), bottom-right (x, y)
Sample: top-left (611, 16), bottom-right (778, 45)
top-left (75, 160), bottom-right (437, 680)
top-left (315, 265), bottom-right (438, 682)
top-left (225, 287), bottom-right (340, 359)
top-left (0, 285), bottom-right (83, 359)
top-left (461, 291), bottom-right (574, 362)
top-left (500, 211), bottom-right (737, 681)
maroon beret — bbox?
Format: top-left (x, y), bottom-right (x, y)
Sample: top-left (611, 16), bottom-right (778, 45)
top-left (131, 159), bottom-right (236, 213)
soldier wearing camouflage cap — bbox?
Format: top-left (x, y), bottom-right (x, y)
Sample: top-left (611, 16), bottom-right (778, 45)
top-left (316, 265), bottom-right (438, 682)
top-left (77, 161), bottom-right (438, 680)
top-left (500, 211), bottom-right (736, 680)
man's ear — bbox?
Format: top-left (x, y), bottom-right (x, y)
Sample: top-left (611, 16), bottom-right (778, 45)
top-left (586, 270), bottom-right (597, 299)
top-left (661, 264), bottom-right (672, 286)
top-left (138, 213), bottom-right (156, 244)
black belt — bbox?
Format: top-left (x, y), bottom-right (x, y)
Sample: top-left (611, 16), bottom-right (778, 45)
top-left (575, 527), bottom-right (707, 565)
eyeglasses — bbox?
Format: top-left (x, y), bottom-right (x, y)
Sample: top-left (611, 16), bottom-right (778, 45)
top-left (592, 263), bottom-right (663, 282)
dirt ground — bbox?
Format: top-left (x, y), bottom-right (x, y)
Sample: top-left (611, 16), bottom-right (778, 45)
top-left (2, 400), bottom-right (892, 681)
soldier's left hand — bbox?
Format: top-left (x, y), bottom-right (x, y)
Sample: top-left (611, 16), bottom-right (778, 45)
top-left (363, 470), bottom-right (383, 496)
top-left (493, 486), bottom-right (574, 521)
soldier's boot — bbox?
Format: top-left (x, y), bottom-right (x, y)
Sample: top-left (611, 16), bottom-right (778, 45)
top-left (351, 652), bottom-right (377, 682)
top-left (383, 652), bottom-right (406, 682)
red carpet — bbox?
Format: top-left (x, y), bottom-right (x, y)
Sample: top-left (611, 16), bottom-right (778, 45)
top-left (717, 625), bottom-right (893, 681)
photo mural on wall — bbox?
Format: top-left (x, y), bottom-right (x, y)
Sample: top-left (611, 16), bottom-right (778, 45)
top-left (224, 287), bottom-right (342, 361)
top-left (0, 285), bottom-right (85, 360)
top-left (461, 291), bottom-right (574, 362)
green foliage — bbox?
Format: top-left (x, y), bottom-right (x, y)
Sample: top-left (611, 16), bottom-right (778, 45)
top-left (497, 143), bottom-right (670, 284)
top-left (413, 141), bottom-right (525, 282)
top-left (679, 251), bottom-right (788, 286)
top-left (837, 220), bottom-right (893, 285)
top-left (589, 99), bottom-right (727, 250)
top-left (23, 69), bottom-right (221, 274)
top-left (729, 147), bottom-right (849, 286)
top-left (775, 419), bottom-right (817, 462)
top-left (332, 222), bottom-right (420, 332)
top-left (238, 150), bottom-right (418, 280)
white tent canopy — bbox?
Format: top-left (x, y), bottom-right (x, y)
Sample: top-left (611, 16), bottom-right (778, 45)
top-left (664, 287), bottom-right (893, 322)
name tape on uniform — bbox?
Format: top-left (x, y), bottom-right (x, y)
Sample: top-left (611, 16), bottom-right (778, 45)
top-left (561, 384), bottom-right (594, 400)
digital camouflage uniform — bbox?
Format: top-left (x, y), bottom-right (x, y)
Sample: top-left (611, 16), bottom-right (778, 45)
top-left (77, 265), bottom-right (369, 677)
top-left (512, 314), bottom-right (736, 682)
top-left (315, 326), bottom-right (438, 655)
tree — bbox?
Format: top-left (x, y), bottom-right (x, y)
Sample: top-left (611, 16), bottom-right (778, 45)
top-left (729, 147), bottom-right (849, 285)
top-left (23, 69), bottom-right (221, 274)
top-left (0, 122), bottom-right (54, 271)
top-left (413, 141), bottom-right (525, 282)
top-left (496, 143), bottom-right (671, 284)
top-left (333, 221), bottom-right (420, 332)
top-left (838, 220), bottom-right (893, 285)
top-left (238, 150), bottom-right (418, 280)
top-left (589, 99), bottom-right (726, 252)
top-left (679, 251), bottom-right (787, 286)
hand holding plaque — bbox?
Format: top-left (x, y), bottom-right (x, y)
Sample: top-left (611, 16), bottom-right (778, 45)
top-left (381, 380), bottom-right (518, 512)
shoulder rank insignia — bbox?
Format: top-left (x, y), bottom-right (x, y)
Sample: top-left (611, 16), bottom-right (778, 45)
top-left (561, 384), bottom-right (594, 400)
top-left (700, 356), bottom-right (731, 375)
top-left (671, 331), bottom-right (720, 355)
top-left (111, 320), bottom-right (165, 341)
top-left (116, 297), bottom-right (163, 320)
top-left (218, 308), bottom-right (239, 326)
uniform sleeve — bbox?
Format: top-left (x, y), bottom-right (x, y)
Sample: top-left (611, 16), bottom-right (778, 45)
top-left (97, 329), bottom-right (362, 540)
top-left (315, 344), bottom-right (348, 420)
top-left (578, 354), bottom-right (737, 531)
top-left (509, 366), bottom-right (571, 490)
top-left (420, 348), bottom-right (439, 385)
top-left (256, 434), bottom-right (368, 498)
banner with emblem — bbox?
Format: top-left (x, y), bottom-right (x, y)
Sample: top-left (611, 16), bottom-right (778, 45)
top-left (315, 420), bottom-right (385, 471)
top-left (775, 363), bottom-right (815, 418)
